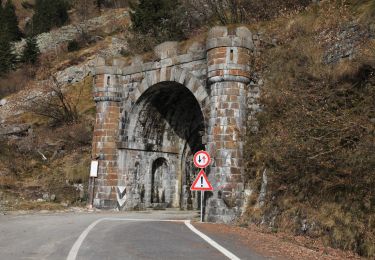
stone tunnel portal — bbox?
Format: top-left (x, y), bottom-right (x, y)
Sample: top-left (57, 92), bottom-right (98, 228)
top-left (118, 81), bottom-right (206, 210)
top-left (92, 26), bottom-right (255, 222)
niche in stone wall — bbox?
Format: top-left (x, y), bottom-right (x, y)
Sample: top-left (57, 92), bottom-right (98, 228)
top-left (151, 158), bottom-right (169, 205)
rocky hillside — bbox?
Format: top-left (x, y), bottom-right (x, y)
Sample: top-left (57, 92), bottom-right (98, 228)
top-left (0, 6), bottom-right (130, 212)
top-left (242, 1), bottom-right (375, 257)
top-left (0, 0), bottom-right (374, 258)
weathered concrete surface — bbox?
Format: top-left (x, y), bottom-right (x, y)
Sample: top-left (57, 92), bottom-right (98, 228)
top-left (91, 26), bottom-right (261, 223)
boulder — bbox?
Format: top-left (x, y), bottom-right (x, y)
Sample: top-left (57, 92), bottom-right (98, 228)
top-left (0, 124), bottom-right (30, 136)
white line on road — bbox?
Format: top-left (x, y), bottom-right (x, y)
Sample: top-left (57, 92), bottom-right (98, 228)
top-left (67, 218), bottom-right (240, 260)
top-left (66, 218), bottom-right (102, 260)
top-left (184, 220), bottom-right (240, 260)
top-left (66, 218), bottom-right (187, 260)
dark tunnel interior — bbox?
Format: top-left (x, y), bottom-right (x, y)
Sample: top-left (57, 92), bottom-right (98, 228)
top-left (130, 81), bottom-right (205, 154)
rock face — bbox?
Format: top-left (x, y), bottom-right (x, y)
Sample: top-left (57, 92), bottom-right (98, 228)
top-left (90, 26), bottom-right (260, 223)
top-left (322, 23), bottom-right (374, 64)
top-left (0, 36), bottom-right (128, 122)
top-left (1, 10), bottom-right (131, 124)
top-left (14, 10), bottom-right (129, 55)
top-left (56, 61), bottom-right (96, 85)
top-left (0, 124), bottom-right (30, 136)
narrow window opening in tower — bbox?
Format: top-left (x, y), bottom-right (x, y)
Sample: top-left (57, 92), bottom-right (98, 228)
top-left (230, 49), bottom-right (234, 62)
top-left (107, 76), bottom-right (111, 86)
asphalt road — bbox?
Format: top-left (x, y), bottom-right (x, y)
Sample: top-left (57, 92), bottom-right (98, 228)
top-left (0, 210), bottom-right (265, 260)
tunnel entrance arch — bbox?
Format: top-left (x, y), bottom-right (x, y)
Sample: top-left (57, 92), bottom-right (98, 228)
top-left (91, 26), bottom-right (254, 222)
top-left (118, 80), bottom-right (207, 210)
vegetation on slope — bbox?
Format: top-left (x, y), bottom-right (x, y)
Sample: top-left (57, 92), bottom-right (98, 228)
top-left (28, 0), bottom-right (70, 35)
top-left (0, 76), bottom-right (95, 211)
top-left (0, 0), bottom-right (130, 211)
top-left (0, 0), bottom-right (374, 257)
top-left (125, 0), bottom-right (374, 256)
top-left (243, 0), bottom-right (375, 257)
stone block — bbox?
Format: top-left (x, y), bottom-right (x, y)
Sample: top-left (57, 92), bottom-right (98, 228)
top-left (154, 41), bottom-right (178, 60)
top-left (90, 25), bottom-right (257, 222)
top-left (208, 26), bottom-right (228, 39)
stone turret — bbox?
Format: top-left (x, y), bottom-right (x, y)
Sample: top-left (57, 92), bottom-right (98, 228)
top-left (91, 57), bottom-right (123, 208)
top-left (205, 26), bottom-right (253, 222)
top-left (89, 26), bottom-right (256, 221)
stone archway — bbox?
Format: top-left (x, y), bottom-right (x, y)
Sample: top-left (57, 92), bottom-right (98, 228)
top-left (151, 158), bottom-right (168, 205)
top-left (118, 80), bottom-right (206, 210)
top-left (91, 26), bottom-right (255, 222)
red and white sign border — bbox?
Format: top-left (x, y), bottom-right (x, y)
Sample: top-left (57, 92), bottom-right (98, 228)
top-left (193, 150), bottom-right (211, 169)
top-left (190, 170), bottom-right (213, 191)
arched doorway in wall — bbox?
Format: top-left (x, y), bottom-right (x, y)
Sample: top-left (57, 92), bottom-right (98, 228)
top-left (151, 158), bottom-right (168, 206)
top-left (121, 81), bottom-right (206, 210)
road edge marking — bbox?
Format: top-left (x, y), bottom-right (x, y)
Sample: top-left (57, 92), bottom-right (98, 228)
top-left (67, 218), bottom-right (103, 260)
top-left (102, 218), bottom-right (186, 222)
top-left (66, 218), bottom-right (187, 260)
top-left (67, 218), bottom-right (239, 260)
top-left (184, 220), bottom-right (240, 260)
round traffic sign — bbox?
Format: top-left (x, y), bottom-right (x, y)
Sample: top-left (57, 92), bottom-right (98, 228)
top-left (193, 151), bottom-right (211, 168)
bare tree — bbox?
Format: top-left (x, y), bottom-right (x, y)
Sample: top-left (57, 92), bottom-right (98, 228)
top-left (27, 76), bottom-right (81, 125)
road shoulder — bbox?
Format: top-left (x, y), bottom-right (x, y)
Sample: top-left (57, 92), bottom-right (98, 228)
top-left (193, 222), bottom-right (362, 260)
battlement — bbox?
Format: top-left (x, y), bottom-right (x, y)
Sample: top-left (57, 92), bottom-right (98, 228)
top-left (90, 26), bottom-right (259, 223)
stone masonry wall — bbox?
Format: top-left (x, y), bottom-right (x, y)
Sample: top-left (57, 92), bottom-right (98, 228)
top-left (91, 26), bottom-right (257, 223)
top-left (205, 27), bottom-right (253, 222)
top-left (92, 73), bottom-right (122, 208)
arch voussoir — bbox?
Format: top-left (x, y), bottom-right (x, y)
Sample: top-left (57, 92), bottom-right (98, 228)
top-left (177, 69), bottom-right (187, 85)
top-left (137, 79), bottom-right (148, 94)
top-left (145, 70), bottom-right (158, 88)
top-left (92, 25), bottom-right (254, 223)
top-left (133, 87), bottom-right (142, 102)
top-left (134, 67), bottom-right (209, 113)
top-left (195, 87), bottom-right (209, 104)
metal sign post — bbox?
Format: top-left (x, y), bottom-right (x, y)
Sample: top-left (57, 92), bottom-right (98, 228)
top-left (88, 160), bottom-right (99, 209)
top-left (191, 152), bottom-right (213, 222)
top-left (201, 190), bottom-right (204, 222)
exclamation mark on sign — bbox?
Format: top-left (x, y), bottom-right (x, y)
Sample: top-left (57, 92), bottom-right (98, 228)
top-left (200, 176), bottom-right (203, 187)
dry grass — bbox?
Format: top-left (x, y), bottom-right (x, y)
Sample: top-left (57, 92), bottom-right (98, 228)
top-left (64, 156), bottom-right (91, 184)
top-left (351, 0), bottom-right (375, 22)
top-left (244, 0), bottom-right (375, 257)
top-left (0, 3), bottom-right (125, 212)
top-left (0, 66), bottom-right (36, 99)
top-left (0, 76), bottom-right (94, 209)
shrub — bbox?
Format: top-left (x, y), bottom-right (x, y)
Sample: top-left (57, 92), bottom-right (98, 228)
top-left (67, 40), bottom-right (80, 52)
top-left (0, 0), bottom-right (22, 41)
top-left (31, 0), bottom-right (70, 35)
top-left (127, 0), bottom-right (312, 53)
top-left (21, 37), bottom-right (40, 64)
top-left (130, 0), bottom-right (186, 41)
top-left (0, 37), bottom-right (16, 76)
top-left (0, 66), bottom-right (34, 98)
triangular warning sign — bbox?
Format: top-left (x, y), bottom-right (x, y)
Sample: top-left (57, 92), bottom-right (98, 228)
top-left (190, 170), bottom-right (213, 191)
